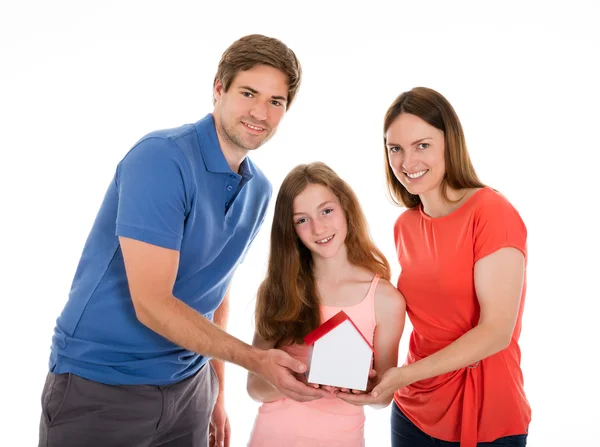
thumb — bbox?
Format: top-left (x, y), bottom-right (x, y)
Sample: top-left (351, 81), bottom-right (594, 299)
top-left (275, 350), bottom-right (306, 374)
top-left (371, 383), bottom-right (385, 399)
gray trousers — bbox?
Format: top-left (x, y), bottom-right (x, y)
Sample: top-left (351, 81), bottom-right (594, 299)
top-left (38, 363), bottom-right (219, 447)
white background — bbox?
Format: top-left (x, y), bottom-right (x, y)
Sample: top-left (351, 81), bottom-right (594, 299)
top-left (1, 1), bottom-right (599, 446)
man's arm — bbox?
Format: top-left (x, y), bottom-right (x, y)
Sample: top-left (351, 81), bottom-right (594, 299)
top-left (210, 288), bottom-right (230, 447)
top-left (119, 236), bottom-right (325, 401)
top-left (210, 287), bottom-right (230, 397)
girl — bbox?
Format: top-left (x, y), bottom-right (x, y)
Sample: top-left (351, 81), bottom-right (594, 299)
top-left (247, 162), bottom-right (406, 447)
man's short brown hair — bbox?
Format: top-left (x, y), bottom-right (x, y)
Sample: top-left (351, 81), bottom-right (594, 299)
top-left (214, 34), bottom-right (302, 108)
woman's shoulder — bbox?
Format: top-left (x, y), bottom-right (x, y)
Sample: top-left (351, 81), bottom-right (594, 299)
top-left (470, 187), bottom-right (523, 221)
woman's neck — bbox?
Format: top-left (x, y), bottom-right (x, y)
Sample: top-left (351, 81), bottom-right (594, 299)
top-left (420, 186), bottom-right (473, 218)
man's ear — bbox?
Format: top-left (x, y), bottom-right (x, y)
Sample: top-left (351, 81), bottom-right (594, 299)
top-left (213, 79), bottom-right (225, 103)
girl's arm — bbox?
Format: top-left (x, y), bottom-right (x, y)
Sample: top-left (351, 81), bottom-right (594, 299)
top-left (368, 279), bottom-right (406, 408)
top-left (246, 333), bottom-right (285, 403)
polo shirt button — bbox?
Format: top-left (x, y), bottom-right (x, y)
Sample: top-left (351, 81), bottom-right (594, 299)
top-left (226, 185), bottom-right (233, 191)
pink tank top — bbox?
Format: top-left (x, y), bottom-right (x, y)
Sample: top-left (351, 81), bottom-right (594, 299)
top-left (248, 275), bottom-right (380, 447)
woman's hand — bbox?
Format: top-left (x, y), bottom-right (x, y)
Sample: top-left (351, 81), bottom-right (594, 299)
top-left (335, 367), bottom-right (406, 407)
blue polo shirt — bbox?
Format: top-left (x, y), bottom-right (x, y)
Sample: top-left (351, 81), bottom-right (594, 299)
top-left (49, 114), bottom-right (272, 385)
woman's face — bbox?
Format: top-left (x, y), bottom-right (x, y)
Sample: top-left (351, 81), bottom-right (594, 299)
top-left (386, 113), bottom-right (446, 197)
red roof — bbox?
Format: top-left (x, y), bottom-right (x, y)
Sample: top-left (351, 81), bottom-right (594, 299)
top-left (303, 310), bottom-right (376, 353)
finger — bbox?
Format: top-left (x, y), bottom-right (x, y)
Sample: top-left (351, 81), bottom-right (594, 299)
top-left (284, 376), bottom-right (327, 398)
top-left (369, 369), bottom-right (377, 379)
top-left (336, 392), bottom-right (373, 405)
top-left (275, 351), bottom-right (307, 374)
top-left (371, 383), bottom-right (390, 399)
top-left (216, 426), bottom-right (224, 447)
top-left (224, 420), bottom-right (231, 447)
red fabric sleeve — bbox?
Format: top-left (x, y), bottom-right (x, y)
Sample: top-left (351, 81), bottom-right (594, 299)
top-left (473, 191), bottom-right (527, 263)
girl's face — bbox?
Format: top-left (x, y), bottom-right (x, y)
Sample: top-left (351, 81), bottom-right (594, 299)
top-left (386, 112), bottom-right (446, 197)
top-left (292, 183), bottom-right (348, 260)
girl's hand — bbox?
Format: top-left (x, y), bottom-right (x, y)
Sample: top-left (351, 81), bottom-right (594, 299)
top-left (335, 367), bottom-right (405, 407)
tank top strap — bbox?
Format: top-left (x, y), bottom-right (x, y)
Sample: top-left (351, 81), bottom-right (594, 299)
top-left (363, 274), bottom-right (381, 307)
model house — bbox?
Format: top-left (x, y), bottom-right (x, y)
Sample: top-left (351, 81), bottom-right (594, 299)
top-left (303, 310), bottom-right (375, 391)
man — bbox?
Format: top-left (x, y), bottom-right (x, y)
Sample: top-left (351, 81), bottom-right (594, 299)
top-left (39, 34), bottom-right (325, 447)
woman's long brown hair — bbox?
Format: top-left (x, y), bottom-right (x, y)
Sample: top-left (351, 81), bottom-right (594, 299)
top-left (255, 162), bottom-right (390, 346)
top-left (383, 87), bottom-right (485, 208)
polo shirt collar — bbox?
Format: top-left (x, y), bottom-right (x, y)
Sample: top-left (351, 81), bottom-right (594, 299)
top-left (194, 114), bottom-right (233, 174)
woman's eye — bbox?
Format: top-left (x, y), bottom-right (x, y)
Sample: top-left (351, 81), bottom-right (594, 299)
top-left (389, 146), bottom-right (401, 153)
top-left (417, 143), bottom-right (430, 149)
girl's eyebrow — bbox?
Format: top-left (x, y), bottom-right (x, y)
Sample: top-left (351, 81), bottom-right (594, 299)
top-left (293, 201), bottom-right (335, 216)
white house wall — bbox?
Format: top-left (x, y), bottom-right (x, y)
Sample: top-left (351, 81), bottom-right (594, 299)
top-left (306, 320), bottom-right (373, 391)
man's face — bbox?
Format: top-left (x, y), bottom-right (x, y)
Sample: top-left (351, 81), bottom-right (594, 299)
top-left (213, 64), bottom-right (289, 152)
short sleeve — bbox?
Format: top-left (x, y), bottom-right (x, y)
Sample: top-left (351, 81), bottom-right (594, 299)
top-left (115, 138), bottom-right (190, 250)
top-left (473, 192), bottom-right (527, 263)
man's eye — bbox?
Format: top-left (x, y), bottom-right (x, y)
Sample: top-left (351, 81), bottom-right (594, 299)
top-left (242, 92), bottom-right (253, 98)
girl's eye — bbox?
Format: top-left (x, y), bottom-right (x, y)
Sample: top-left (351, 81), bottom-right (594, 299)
top-left (322, 208), bottom-right (334, 215)
top-left (417, 143), bottom-right (430, 150)
top-left (295, 217), bottom-right (308, 225)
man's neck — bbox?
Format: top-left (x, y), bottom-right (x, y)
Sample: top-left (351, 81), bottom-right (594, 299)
top-left (212, 114), bottom-right (248, 174)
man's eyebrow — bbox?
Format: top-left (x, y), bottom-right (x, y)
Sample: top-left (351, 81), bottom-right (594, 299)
top-left (239, 85), bottom-right (287, 102)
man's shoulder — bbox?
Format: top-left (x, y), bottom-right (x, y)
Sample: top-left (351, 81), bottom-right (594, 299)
top-left (135, 122), bottom-right (197, 149)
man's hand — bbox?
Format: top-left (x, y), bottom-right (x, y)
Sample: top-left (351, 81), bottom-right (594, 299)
top-left (255, 349), bottom-right (327, 402)
top-left (209, 397), bottom-right (230, 447)
top-left (336, 367), bottom-right (405, 407)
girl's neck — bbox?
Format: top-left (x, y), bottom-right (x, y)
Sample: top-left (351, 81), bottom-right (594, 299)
top-left (312, 245), bottom-right (353, 284)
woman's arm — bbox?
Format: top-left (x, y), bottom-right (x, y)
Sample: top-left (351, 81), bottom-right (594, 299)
top-left (339, 247), bottom-right (524, 404)
top-left (246, 334), bottom-right (286, 403)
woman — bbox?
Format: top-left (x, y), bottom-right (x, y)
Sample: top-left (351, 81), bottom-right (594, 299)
top-left (338, 87), bottom-right (530, 446)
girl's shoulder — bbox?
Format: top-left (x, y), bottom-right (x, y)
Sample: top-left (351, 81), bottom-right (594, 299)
top-left (374, 278), bottom-right (406, 310)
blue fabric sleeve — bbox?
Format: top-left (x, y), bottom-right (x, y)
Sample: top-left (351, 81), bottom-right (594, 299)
top-left (115, 138), bottom-right (189, 250)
